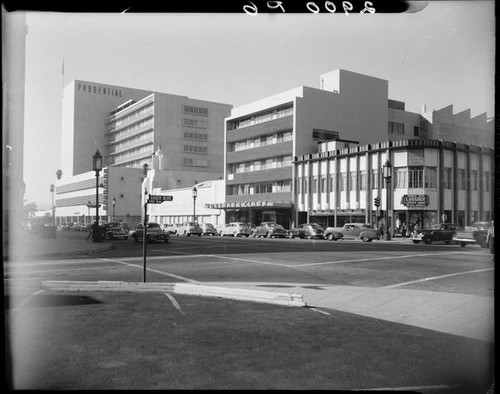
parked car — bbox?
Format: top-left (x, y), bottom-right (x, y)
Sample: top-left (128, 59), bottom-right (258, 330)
top-left (323, 226), bottom-right (344, 241)
top-left (453, 223), bottom-right (489, 248)
top-left (71, 222), bottom-right (86, 232)
top-left (177, 222), bottom-right (202, 236)
top-left (161, 223), bottom-right (179, 235)
top-left (288, 223), bottom-right (324, 239)
top-left (412, 223), bottom-right (460, 245)
top-left (104, 222), bottom-right (129, 240)
top-left (200, 223), bottom-right (218, 236)
top-left (220, 222), bottom-right (251, 237)
top-left (326, 223), bottom-right (379, 242)
top-left (251, 222), bottom-right (287, 238)
top-left (129, 222), bottom-right (169, 243)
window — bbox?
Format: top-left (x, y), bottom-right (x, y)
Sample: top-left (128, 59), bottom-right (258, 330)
top-left (349, 172), bottom-right (357, 191)
top-left (388, 121), bottom-right (405, 134)
top-left (183, 157), bottom-right (208, 167)
top-left (372, 170), bottom-right (379, 189)
top-left (329, 175), bottom-right (336, 193)
top-left (360, 171), bottom-right (367, 191)
top-left (313, 177), bottom-right (319, 193)
top-left (470, 170), bottom-right (478, 191)
top-left (321, 177), bottom-right (327, 193)
top-left (424, 167), bottom-right (437, 188)
top-left (413, 126), bottom-right (419, 137)
top-left (395, 168), bottom-right (408, 188)
top-left (443, 168), bottom-right (452, 189)
top-left (340, 173), bottom-right (347, 192)
top-left (182, 118), bottom-right (208, 128)
top-left (456, 169), bottom-right (466, 190)
top-left (484, 171), bottom-right (490, 192)
top-left (312, 129), bottom-right (339, 142)
top-left (183, 145), bottom-right (207, 154)
top-left (408, 166), bottom-right (423, 188)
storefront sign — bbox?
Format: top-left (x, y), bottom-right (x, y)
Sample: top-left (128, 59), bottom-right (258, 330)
top-left (205, 201), bottom-right (289, 209)
top-left (401, 194), bottom-right (429, 207)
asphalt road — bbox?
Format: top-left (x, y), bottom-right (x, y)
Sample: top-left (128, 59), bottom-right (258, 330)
top-left (21, 231), bottom-right (494, 298)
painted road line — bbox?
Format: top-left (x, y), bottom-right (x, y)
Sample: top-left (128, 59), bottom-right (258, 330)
top-left (100, 258), bottom-right (200, 283)
top-left (6, 265), bottom-right (121, 275)
top-left (209, 254), bottom-right (293, 267)
top-left (295, 251), bottom-right (486, 267)
top-left (164, 293), bottom-right (185, 314)
top-left (384, 268), bottom-right (494, 289)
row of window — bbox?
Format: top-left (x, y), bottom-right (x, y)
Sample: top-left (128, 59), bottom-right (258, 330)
top-left (108, 117), bottom-right (153, 144)
top-left (183, 157), bottom-right (208, 168)
top-left (231, 105), bottom-right (293, 130)
top-left (110, 131), bottom-right (154, 154)
top-left (183, 131), bottom-right (208, 141)
top-left (296, 167), bottom-right (491, 194)
top-left (183, 105), bottom-right (208, 116)
top-left (229, 180), bottom-right (292, 196)
top-left (108, 103), bottom-right (154, 131)
top-left (229, 155), bottom-right (293, 174)
top-left (183, 145), bottom-right (208, 154)
top-left (112, 144), bottom-right (154, 164)
top-left (183, 118), bottom-right (208, 129)
top-left (228, 130), bottom-right (293, 152)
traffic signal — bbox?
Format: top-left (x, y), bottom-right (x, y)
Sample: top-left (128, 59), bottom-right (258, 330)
top-left (374, 196), bottom-right (381, 208)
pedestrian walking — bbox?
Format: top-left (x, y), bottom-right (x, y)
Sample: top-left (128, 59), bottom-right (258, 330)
top-left (486, 221), bottom-right (494, 261)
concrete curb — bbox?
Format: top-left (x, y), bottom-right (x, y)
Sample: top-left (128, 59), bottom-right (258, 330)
top-left (174, 283), bottom-right (306, 307)
top-left (40, 281), bottom-right (307, 307)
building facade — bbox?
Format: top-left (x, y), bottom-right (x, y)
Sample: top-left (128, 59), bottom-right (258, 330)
top-left (55, 166), bottom-right (146, 227)
top-left (56, 80), bottom-right (232, 223)
top-left (295, 139), bottom-right (494, 233)
top-left (223, 69), bottom-right (493, 229)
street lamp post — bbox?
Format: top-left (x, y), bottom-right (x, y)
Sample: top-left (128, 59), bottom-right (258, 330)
top-left (112, 198), bottom-right (116, 222)
top-left (192, 186), bottom-right (197, 222)
top-left (383, 159), bottom-right (392, 241)
top-left (92, 149), bottom-right (103, 242)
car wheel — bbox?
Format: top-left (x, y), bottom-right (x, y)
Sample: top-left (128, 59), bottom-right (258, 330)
top-left (165, 239), bottom-right (169, 243)
top-left (412, 240), bottom-right (420, 244)
top-left (362, 236), bottom-right (370, 242)
top-left (288, 233), bottom-right (294, 239)
top-left (327, 233), bottom-right (335, 241)
top-left (266, 232), bottom-right (271, 238)
top-left (460, 242), bottom-right (466, 247)
top-left (444, 241), bottom-right (450, 245)
top-left (423, 237), bottom-right (432, 244)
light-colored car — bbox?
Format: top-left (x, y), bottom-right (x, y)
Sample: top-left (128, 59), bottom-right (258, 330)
top-left (177, 222), bottom-right (202, 236)
top-left (220, 222), bottom-right (252, 237)
top-left (71, 222), bottom-right (86, 232)
top-left (161, 223), bottom-right (180, 235)
top-left (326, 223), bottom-right (379, 242)
top-left (200, 223), bottom-right (218, 236)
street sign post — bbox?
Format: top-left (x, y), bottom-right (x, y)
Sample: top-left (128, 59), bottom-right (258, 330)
top-left (148, 195), bottom-right (173, 204)
top-left (142, 195), bottom-right (173, 282)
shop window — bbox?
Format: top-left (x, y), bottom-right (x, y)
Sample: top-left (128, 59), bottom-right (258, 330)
top-left (424, 167), bottom-right (437, 188)
top-left (408, 166), bottom-right (423, 188)
top-left (395, 168), bottom-right (407, 188)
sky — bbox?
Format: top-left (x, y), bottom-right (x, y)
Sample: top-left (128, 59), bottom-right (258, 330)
top-left (8, 1), bottom-right (496, 209)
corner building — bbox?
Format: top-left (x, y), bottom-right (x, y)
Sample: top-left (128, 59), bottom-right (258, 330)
top-left (56, 80), bottom-right (232, 225)
top-left (223, 69), bottom-right (493, 229)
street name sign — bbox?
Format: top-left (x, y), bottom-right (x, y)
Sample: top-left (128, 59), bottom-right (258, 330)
top-left (147, 195), bottom-right (173, 204)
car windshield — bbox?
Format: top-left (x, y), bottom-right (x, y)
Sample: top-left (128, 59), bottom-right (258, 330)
top-left (310, 224), bottom-right (323, 229)
top-left (188, 222), bottom-right (198, 226)
top-left (430, 224), bottom-right (442, 230)
top-left (147, 223), bottom-right (160, 228)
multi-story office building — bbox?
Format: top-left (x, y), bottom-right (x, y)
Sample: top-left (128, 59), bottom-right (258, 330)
top-left (295, 139), bottom-right (494, 232)
top-left (55, 80), bottom-right (232, 224)
top-left (223, 69), bottom-right (493, 228)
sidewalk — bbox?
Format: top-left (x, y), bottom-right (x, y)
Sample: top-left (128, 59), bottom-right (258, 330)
top-left (202, 282), bottom-right (494, 343)
top-left (4, 232), bottom-right (113, 260)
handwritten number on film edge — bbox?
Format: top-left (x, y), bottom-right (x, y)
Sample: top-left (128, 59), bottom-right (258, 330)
top-left (243, 1), bottom-right (376, 14)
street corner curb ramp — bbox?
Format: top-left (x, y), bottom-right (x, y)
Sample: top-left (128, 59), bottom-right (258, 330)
top-left (40, 281), bottom-right (307, 308)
